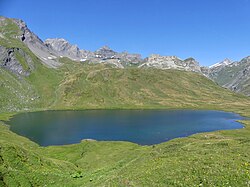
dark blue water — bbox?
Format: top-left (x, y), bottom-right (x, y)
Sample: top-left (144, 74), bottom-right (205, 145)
top-left (8, 110), bottom-right (244, 146)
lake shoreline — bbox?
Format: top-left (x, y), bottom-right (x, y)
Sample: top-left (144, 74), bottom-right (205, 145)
top-left (7, 110), bottom-right (245, 147)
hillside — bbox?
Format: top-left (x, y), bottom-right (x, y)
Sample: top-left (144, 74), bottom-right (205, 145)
top-left (1, 53), bottom-right (250, 113)
top-left (203, 57), bottom-right (250, 96)
top-left (0, 16), bottom-right (250, 186)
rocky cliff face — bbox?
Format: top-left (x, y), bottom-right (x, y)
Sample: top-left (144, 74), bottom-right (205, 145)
top-left (93, 46), bottom-right (143, 67)
top-left (139, 54), bottom-right (201, 72)
top-left (0, 46), bottom-right (33, 76)
top-left (45, 38), bottom-right (85, 60)
top-left (183, 58), bottom-right (201, 72)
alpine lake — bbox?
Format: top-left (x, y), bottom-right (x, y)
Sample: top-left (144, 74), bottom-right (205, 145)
top-left (8, 110), bottom-right (244, 146)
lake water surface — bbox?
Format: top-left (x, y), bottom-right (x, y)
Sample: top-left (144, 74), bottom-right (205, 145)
top-left (8, 110), bottom-right (244, 146)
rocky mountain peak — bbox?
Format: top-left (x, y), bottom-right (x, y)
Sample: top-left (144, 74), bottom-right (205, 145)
top-left (9, 18), bottom-right (61, 68)
top-left (94, 46), bottom-right (117, 59)
top-left (183, 58), bottom-right (201, 72)
top-left (97, 45), bottom-right (112, 51)
top-left (45, 38), bottom-right (71, 46)
top-left (45, 38), bottom-right (67, 46)
top-left (45, 38), bottom-right (80, 54)
top-left (204, 56), bottom-right (250, 96)
top-left (209, 58), bottom-right (232, 69)
top-left (139, 54), bottom-right (201, 72)
top-left (240, 56), bottom-right (250, 64)
top-left (223, 58), bottom-right (232, 63)
top-left (184, 57), bottom-right (195, 61)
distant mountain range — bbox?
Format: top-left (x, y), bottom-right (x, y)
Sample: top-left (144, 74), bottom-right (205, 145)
top-left (0, 16), bottom-right (249, 96)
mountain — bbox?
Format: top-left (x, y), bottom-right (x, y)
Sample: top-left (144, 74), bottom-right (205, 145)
top-left (45, 38), bottom-right (84, 60)
top-left (12, 18), bottom-right (61, 68)
top-left (45, 37), bottom-right (202, 71)
top-left (45, 39), bottom-right (143, 68)
top-left (203, 57), bottom-right (250, 96)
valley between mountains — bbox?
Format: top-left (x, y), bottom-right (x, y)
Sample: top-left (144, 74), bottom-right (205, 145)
top-left (0, 16), bottom-right (250, 186)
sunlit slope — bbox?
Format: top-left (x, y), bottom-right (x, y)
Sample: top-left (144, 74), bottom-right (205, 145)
top-left (1, 56), bottom-right (249, 112)
top-left (50, 58), bottom-right (249, 110)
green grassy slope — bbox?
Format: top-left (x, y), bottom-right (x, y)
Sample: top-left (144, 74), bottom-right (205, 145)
top-left (29, 58), bottom-right (250, 112)
top-left (45, 120), bottom-right (250, 187)
top-left (0, 68), bottom-right (38, 112)
top-left (53, 58), bottom-right (249, 111)
top-left (2, 54), bottom-right (249, 113)
top-left (0, 122), bottom-right (80, 187)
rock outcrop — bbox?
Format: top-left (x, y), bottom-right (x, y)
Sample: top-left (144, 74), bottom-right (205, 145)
top-left (139, 54), bottom-right (201, 72)
top-left (45, 39), bottom-right (143, 68)
top-left (0, 46), bottom-right (33, 76)
top-left (45, 38), bottom-right (85, 60)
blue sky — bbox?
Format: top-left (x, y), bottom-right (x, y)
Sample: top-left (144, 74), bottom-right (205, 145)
top-left (1, 0), bottom-right (250, 66)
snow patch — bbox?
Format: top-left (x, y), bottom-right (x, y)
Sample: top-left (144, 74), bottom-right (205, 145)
top-left (80, 59), bottom-right (87, 62)
top-left (209, 59), bottom-right (231, 68)
top-left (209, 62), bottom-right (222, 68)
top-left (48, 56), bottom-right (55, 60)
